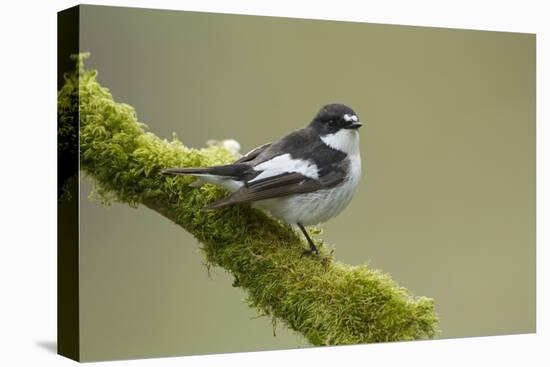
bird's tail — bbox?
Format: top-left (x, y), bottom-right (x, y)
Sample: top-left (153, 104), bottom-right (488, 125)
top-left (161, 163), bottom-right (248, 177)
top-left (161, 167), bottom-right (211, 176)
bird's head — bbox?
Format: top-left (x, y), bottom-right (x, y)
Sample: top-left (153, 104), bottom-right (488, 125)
top-left (309, 103), bottom-right (362, 135)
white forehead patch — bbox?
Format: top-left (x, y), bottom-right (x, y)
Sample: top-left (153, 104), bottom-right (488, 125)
top-left (343, 114), bottom-right (358, 122)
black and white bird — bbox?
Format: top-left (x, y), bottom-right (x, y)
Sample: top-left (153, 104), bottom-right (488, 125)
top-left (162, 103), bottom-right (363, 254)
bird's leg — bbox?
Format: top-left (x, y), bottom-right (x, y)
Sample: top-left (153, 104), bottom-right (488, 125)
top-left (297, 222), bottom-right (319, 255)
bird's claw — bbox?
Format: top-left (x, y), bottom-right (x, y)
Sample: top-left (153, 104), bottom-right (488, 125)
top-left (301, 247), bottom-right (319, 257)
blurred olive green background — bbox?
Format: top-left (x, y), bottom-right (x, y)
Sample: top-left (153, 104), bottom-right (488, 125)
top-left (76, 5), bottom-right (535, 362)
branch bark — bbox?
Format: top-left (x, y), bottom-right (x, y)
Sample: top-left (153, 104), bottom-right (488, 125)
top-left (59, 54), bottom-right (438, 346)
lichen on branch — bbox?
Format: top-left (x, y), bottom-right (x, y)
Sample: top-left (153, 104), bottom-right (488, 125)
top-left (58, 53), bottom-right (438, 345)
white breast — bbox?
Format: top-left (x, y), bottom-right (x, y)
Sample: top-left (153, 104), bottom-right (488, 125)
top-left (253, 153), bottom-right (361, 226)
top-left (320, 129), bottom-right (360, 156)
top-left (253, 129), bottom-right (362, 225)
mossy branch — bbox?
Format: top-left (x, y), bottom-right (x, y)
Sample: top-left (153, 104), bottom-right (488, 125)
top-left (58, 53), bottom-right (438, 345)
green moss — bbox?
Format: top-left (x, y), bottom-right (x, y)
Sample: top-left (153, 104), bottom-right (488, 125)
top-left (59, 54), bottom-right (439, 346)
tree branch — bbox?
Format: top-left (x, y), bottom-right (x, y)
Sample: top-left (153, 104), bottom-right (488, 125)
top-left (58, 53), bottom-right (438, 346)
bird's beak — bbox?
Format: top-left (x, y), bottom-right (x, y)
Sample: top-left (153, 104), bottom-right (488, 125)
top-left (344, 122), bottom-right (363, 130)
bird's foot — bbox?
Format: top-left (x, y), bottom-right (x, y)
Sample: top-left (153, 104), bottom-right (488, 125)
top-left (301, 244), bottom-right (319, 257)
top-left (296, 222), bottom-right (320, 256)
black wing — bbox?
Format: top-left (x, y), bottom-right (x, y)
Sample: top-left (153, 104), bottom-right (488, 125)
top-left (250, 129), bottom-right (347, 177)
top-left (202, 128), bottom-right (349, 209)
top-left (234, 143), bottom-right (272, 164)
top-left (204, 162), bottom-right (347, 209)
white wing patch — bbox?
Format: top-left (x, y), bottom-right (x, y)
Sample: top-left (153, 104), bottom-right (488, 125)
top-left (249, 153), bottom-right (319, 183)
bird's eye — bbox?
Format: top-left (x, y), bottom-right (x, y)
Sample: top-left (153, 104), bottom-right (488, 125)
top-left (327, 120), bottom-right (336, 127)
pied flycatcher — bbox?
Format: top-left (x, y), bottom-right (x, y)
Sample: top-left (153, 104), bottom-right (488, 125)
top-left (162, 103), bottom-right (363, 254)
